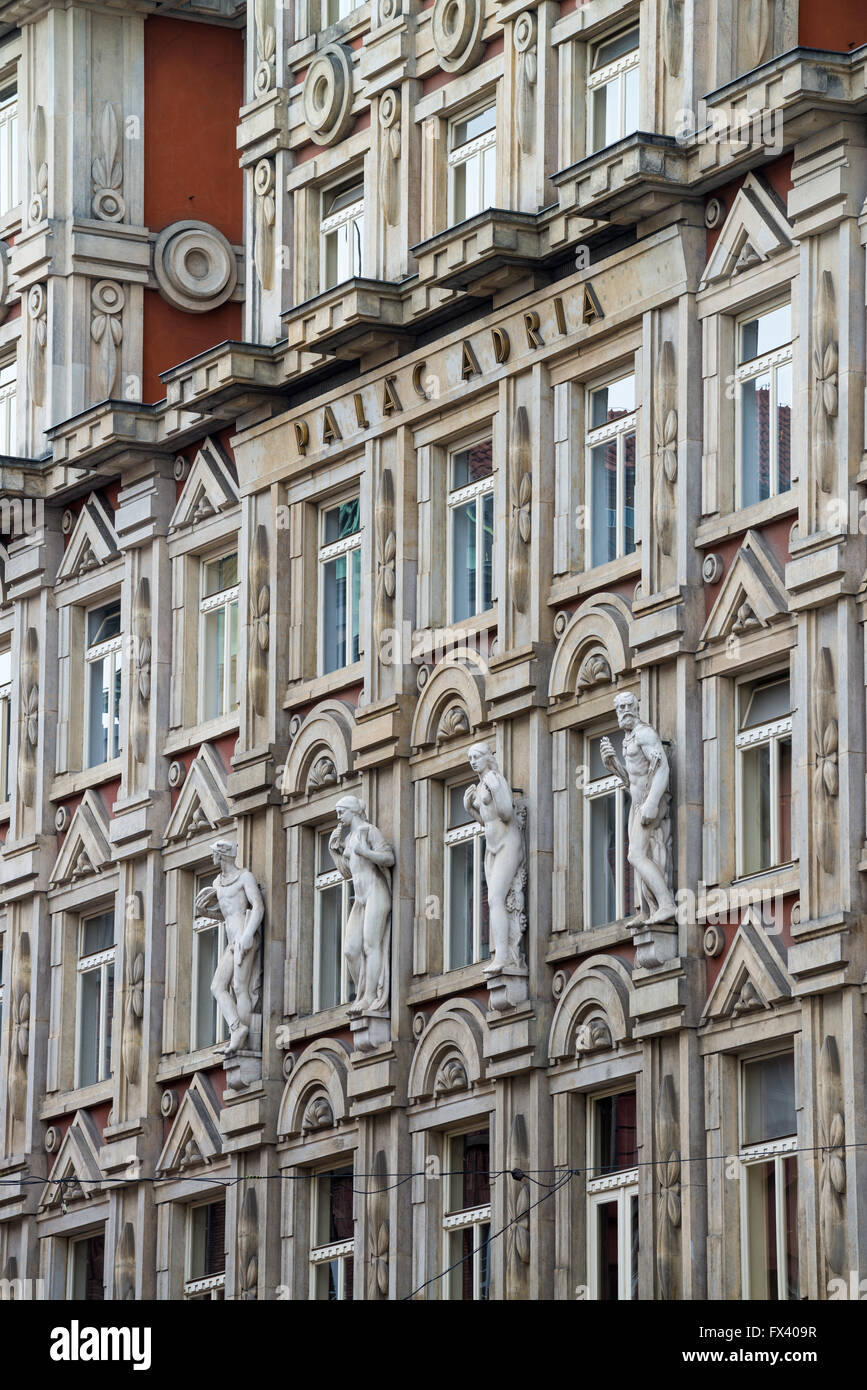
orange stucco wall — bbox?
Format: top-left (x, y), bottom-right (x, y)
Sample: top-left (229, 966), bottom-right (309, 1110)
top-left (142, 17), bottom-right (244, 402)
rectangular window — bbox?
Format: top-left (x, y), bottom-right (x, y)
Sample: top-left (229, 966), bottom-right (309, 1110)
top-left (192, 870), bottom-right (226, 1050)
top-left (313, 828), bottom-right (355, 1012)
top-left (587, 374), bottom-right (637, 567)
top-left (185, 1200), bottom-right (226, 1300)
top-left (588, 26), bottom-right (639, 153)
top-left (0, 355), bottom-right (15, 453)
top-left (310, 1165), bottom-right (355, 1299)
top-left (444, 1129), bottom-right (491, 1300)
top-left (67, 1232), bottom-right (105, 1300)
top-left (0, 645), bottom-right (11, 801)
top-left (736, 302), bottom-right (792, 508)
top-left (199, 551), bottom-right (239, 723)
top-left (448, 104), bottom-right (496, 224)
top-left (587, 1090), bottom-right (639, 1300)
top-left (324, 0), bottom-right (360, 23)
top-left (0, 87), bottom-right (18, 217)
top-left (320, 180), bottom-right (364, 290)
top-left (740, 1054), bottom-right (799, 1300)
top-left (582, 732), bottom-right (634, 928)
top-left (75, 909), bottom-right (115, 1088)
top-left (444, 781), bottom-right (489, 971)
top-left (448, 439), bottom-right (494, 623)
top-left (736, 675), bottom-right (793, 876)
top-left (318, 497), bottom-right (362, 675)
top-left (84, 600), bottom-right (122, 768)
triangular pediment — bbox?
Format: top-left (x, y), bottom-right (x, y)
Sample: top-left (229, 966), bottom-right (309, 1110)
top-left (702, 909), bottom-right (793, 1023)
top-left (40, 1111), bottom-right (105, 1209)
top-left (164, 743), bottom-right (232, 845)
top-left (156, 1073), bottom-right (223, 1176)
top-left (698, 529), bottom-right (789, 649)
top-left (56, 493), bottom-right (120, 582)
top-left (700, 174), bottom-right (795, 290)
top-left (169, 437), bottom-right (238, 532)
top-left (50, 789), bottom-right (113, 886)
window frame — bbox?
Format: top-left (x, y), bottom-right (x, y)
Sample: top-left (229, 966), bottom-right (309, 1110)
top-left (197, 548), bottom-right (240, 725)
top-left (585, 371), bottom-right (638, 569)
top-left (191, 868), bottom-right (227, 1052)
top-left (319, 177), bottom-right (364, 292)
top-left (582, 728), bottom-right (633, 929)
top-left (317, 493), bottom-right (362, 677)
top-left (734, 671), bottom-right (793, 879)
top-left (443, 777), bottom-right (488, 972)
top-left (184, 1197), bottom-right (227, 1301)
top-left (312, 826), bottom-right (355, 1013)
top-left (0, 83), bottom-right (18, 218)
top-left (737, 1051), bottom-right (799, 1301)
top-left (447, 100), bottom-right (497, 226)
top-left (585, 1087), bottom-right (639, 1301)
top-left (73, 908), bottom-right (116, 1090)
top-left (66, 1229), bottom-right (106, 1301)
top-left (446, 436), bottom-right (495, 625)
top-left (0, 351), bottom-right (16, 454)
top-left (734, 298), bottom-right (793, 510)
top-left (0, 642), bottom-right (11, 802)
top-left (442, 1127), bottom-right (492, 1302)
top-left (308, 1163), bottom-right (355, 1301)
top-left (587, 23), bottom-right (640, 155)
top-left (83, 598), bottom-right (123, 770)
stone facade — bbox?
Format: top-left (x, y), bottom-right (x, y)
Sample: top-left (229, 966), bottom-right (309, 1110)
top-left (0, 0), bottom-right (866, 1302)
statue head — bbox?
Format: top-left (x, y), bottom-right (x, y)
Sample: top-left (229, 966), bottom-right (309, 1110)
top-left (335, 795), bottom-right (367, 828)
top-left (468, 742), bottom-right (497, 775)
top-left (210, 838), bottom-right (237, 867)
top-left (613, 691), bottom-right (640, 731)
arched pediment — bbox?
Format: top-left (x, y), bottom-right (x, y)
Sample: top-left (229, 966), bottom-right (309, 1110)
top-left (277, 1037), bottom-right (352, 1139)
top-left (548, 955), bottom-right (634, 1064)
top-left (280, 700), bottom-right (355, 800)
top-left (548, 594), bottom-right (632, 705)
top-left (408, 998), bottom-right (488, 1102)
top-left (410, 657), bottom-right (487, 752)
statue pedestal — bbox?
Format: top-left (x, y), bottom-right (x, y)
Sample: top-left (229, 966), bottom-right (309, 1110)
top-left (631, 921), bottom-right (678, 971)
top-left (349, 1010), bottom-right (390, 1055)
top-left (485, 965), bottom-right (529, 1014)
top-left (223, 1049), bottom-right (262, 1093)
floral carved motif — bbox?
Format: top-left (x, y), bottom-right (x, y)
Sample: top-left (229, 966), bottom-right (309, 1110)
top-left (813, 645), bottom-right (838, 874)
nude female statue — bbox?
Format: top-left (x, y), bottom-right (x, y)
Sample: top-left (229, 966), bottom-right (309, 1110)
top-left (329, 796), bottom-right (395, 1015)
top-left (194, 839), bottom-right (265, 1056)
top-left (464, 743), bottom-right (526, 973)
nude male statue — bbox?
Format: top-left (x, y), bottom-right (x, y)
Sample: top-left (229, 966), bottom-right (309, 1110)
top-left (329, 796), bottom-right (395, 1016)
top-left (600, 692), bottom-right (676, 925)
top-left (464, 742), bottom-right (526, 974)
top-left (194, 839), bottom-right (265, 1056)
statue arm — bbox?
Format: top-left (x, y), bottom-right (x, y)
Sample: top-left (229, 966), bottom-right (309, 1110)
top-left (240, 870), bottom-right (265, 948)
top-left (487, 772), bottom-right (515, 824)
top-left (194, 883), bottom-right (219, 915)
top-left (638, 727), bottom-right (670, 818)
top-left (364, 828), bottom-right (395, 869)
top-left (463, 784), bottom-right (483, 826)
top-left (599, 738), bottom-right (628, 789)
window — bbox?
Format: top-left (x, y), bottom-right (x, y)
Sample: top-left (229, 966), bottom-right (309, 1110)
top-left (313, 828), bottom-right (355, 1011)
top-left (587, 1090), bottom-right (639, 1300)
top-left (310, 1165), bottom-right (354, 1299)
top-left (185, 1200), bottom-right (226, 1300)
top-left (0, 87), bottom-right (18, 217)
top-left (199, 551), bottom-right (239, 722)
top-left (587, 374), bottom-right (636, 567)
top-left (582, 733), bottom-right (634, 928)
top-left (448, 439), bottom-right (494, 623)
top-left (736, 302), bottom-right (792, 508)
top-left (84, 600), bottom-right (122, 767)
top-left (75, 909), bottom-right (115, 1088)
top-left (448, 104), bottom-right (496, 224)
top-left (588, 26), bottom-right (639, 153)
top-left (320, 180), bottom-right (364, 290)
top-left (323, 0), bottom-right (360, 23)
top-left (739, 1053), bottom-right (799, 1300)
top-left (443, 1129), bottom-right (491, 1300)
top-left (444, 782), bottom-right (489, 970)
top-left (736, 675), bottom-right (792, 876)
top-left (318, 497), bottom-right (361, 675)
top-left (67, 1232), bottom-right (105, 1300)
top-left (0, 645), bottom-right (10, 801)
top-left (0, 355), bottom-right (15, 453)
top-left (192, 870), bottom-right (226, 1050)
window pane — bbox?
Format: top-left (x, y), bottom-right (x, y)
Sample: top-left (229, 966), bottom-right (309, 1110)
top-left (202, 607), bottom-right (226, 721)
top-left (194, 925), bottom-right (219, 1048)
top-left (778, 736), bottom-right (792, 864)
top-left (451, 440), bottom-right (493, 489)
top-left (103, 963), bottom-right (114, 1080)
top-left (324, 182), bottom-right (363, 217)
top-left (87, 601), bottom-right (121, 647)
top-left (316, 1166), bottom-right (354, 1246)
top-left (623, 64), bottom-right (639, 137)
top-left (321, 553), bottom-right (348, 673)
top-left (453, 159), bottom-right (468, 221)
top-left (597, 1199), bottom-right (620, 1300)
top-left (202, 552), bottom-right (237, 597)
top-left (776, 361), bottom-right (792, 493)
top-left (743, 1054), bottom-right (796, 1144)
top-left (595, 1091), bottom-right (638, 1175)
top-left (480, 492), bottom-right (494, 611)
top-left (740, 678), bottom-right (790, 729)
top-left (482, 145), bottom-right (496, 209)
top-left (593, 26), bottom-right (639, 68)
top-left (451, 499), bottom-right (477, 622)
top-left (630, 1192), bottom-right (640, 1300)
top-left (317, 828), bottom-right (336, 873)
top-left (448, 783), bottom-right (474, 829)
top-left (349, 547), bottom-right (361, 664)
top-left (588, 792), bottom-right (617, 927)
top-left (78, 968), bottom-right (102, 1087)
top-left (190, 1201), bottom-right (226, 1279)
top-left (323, 499), bottom-right (360, 544)
top-left (783, 1155), bottom-right (799, 1299)
top-left (623, 429), bottom-right (635, 555)
top-left (590, 375), bottom-right (635, 426)
top-left (740, 373), bottom-right (771, 507)
top-left (316, 882), bottom-right (343, 1010)
top-left (746, 1160), bottom-right (778, 1300)
top-left (111, 653), bottom-right (122, 758)
top-left (453, 106), bottom-right (496, 147)
top-left (448, 839), bottom-right (475, 969)
top-left (70, 1235), bottom-right (105, 1301)
top-left (741, 743), bottom-right (771, 874)
top-left (81, 911), bottom-right (114, 957)
top-left (739, 304), bottom-right (791, 363)
top-left (591, 439), bottom-right (618, 567)
top-left (227, 599), bottom-right (239, 709)
top-left (448, 1130), bottom-right (490, 1211)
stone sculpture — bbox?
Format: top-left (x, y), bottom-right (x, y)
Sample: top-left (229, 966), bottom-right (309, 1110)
top-left (464, 743), bottom-right (527, 974)
top-left (600, 692), bottom-right (676, 925)
top-left (194, 839), bottom-right (265, 1056)
top-left (329, 796), bottom-right (395, 1016)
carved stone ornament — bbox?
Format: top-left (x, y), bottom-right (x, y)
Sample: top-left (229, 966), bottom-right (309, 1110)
top-left (600, 693), bottom-right (675, 928)
top-left (329, 797), bottom-right (395, 1016)
top-left (308, 755), bottom-right (337, 790)
top-left (738, 0), bottom-right (772, 73)
top-left (122, 893), bottom-right (145, 1086)
top-left (653, 339), bottom-right (678, 558)
top-left (703, 924), bottom-right (725, 958)
top-left (378, 91), bottom-right (401, 229)
top-left (27, 285), bottom-right (47, 410)
top-left (702, 553), bottom-right (724, 584)
top-left (431, 0), bottom-right (485, 74)
top-left (115, 1223), bottom-right (136, 1301)
top-left (813, 645), bottom-right (839, 874)
top-left (248, 525), bottom-right (270, 719)
top-left (160, 1089), bottom-right (179, 1118)
top-left (9, 931), bottom-right (31, 1124)
top-left (509, 405), bottom-right (532, 614)
top-left (0, 241), bottom-right (8, 326)
top-left (662, 0), bottom-right (683, 76)
top-left (574, 1017), bottom-right (612, 1055)
top-left (90, 279), bottom-right (125, 399)
top-left (434, 1055), bottom-right (468, 1093)
top-left (18, 627), bottom-right (39, 807)
top-left (576, 649), bottom-right (611, 693)
top-left (813, 269), bottom-right (838, 495)
top-left (253, 0), bottom-right (277, 95)
top-left (817, 1035), bottom-right (846, 1277)
top-left (505, 1114), bottom-right (530, 1297)
top-left (28, 105), bottom-right (48, 225)
top-left (302, 44), bottom-right (355, 146)
top-left (732, 977), bottom-right (763, 1015)
top-left (253, 159), bottom-right (276, 291)
top-left (373, 468), bottom-right (396, 651)
top-left (731, 601), bottom-right (760, 634)
top-left (130, 578), bottom-right (151, 763)
top-left (168, 760), bottom-right (186, 789)
top-left (92, 102), bottom-right (125, 222)
top-left (194, 840), bottom-right (265, 1059)
top-left (513, 12), bottom-right (537, 154)
top-left (655, 1074), bottom-right (682, 1300)
top-left (437, 704), bottom-right (470, 742)
top-left (153, 221), bottom-right (237, 314)
top-left (704, 197), bottom-right (724, 229)
top-left (367, 1150), bottom-right (390, 1299)
top-left (237, 1186), bottom-right (259, 1299)
top-left (302, 1094), bottom-right (333, 1133)
top-left (465, 744), bottom-right (528, 986)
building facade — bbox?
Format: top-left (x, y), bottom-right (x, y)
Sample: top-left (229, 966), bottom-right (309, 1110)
top-left (0, 0), bottom-right (865, 1302)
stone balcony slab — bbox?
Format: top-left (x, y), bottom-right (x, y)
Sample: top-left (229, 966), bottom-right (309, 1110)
top-left (282, 277), bottom-right (409, 358)
top-left (411, 208), bottom-right (545, 295)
